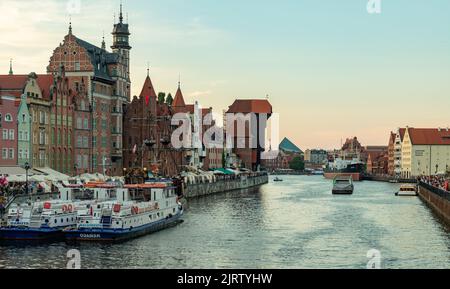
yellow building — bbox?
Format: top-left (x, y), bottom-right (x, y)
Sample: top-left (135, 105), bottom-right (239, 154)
top-left (401, 127), bottom-right (450, 178)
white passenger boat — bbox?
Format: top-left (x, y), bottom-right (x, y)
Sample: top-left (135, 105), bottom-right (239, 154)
top-left (0, 183), bottom-right (116, 241)
top-left (64, 182), bottom-right (184, 243)
top-left (395, 184), bottom-right (417, 196)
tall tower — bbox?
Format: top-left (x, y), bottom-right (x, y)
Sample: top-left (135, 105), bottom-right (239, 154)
top-left (111, 2), bottom-right (131, 100)
top-left (110, 2), bottom-right (132, 174)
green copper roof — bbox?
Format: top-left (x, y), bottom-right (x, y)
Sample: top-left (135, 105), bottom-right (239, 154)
top-left (279, 138), bottom-right (303, 154)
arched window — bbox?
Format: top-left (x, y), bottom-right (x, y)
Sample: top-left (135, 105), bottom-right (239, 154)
top-left (5, 114), bottom-right (13, 122)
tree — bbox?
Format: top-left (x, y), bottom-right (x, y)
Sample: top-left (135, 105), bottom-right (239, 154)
top-left (157, 92), bottom-right (166, 104)
top-left (166, 93), bottom-right (174, 106)
top-left (289, 156), bottom-right (305, 171)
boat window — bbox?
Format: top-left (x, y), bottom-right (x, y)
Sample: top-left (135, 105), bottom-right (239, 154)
top-left (66, 218), bottom-right (69, 222)
top-left (149, 215), bottom-right (152, 219)
top-left (61, 219), bottom-right (64, 223)
top-left (116, 222), bottom-right (119, 225)
top-left (55, 219), bottom-right (57, 224)
top-left (173, 208), bottom-right (175, 213)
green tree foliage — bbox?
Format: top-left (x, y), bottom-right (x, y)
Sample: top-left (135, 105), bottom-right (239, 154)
top-left (166, 93), bottom-right (174, 106)
top-left (158, 92), bottom-right (166, 104)
top-left (289, 156), bottom-right (305, 171)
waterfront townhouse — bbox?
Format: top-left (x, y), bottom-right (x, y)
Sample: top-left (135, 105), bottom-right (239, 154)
top-left (47, 4), bottom-right (130, 176)
top-left (0, 95), bottom-right (19, 166)
top-left (401, 127), bottom-right (450, 178)
top-left (17, 94), bottom-right (31, 167)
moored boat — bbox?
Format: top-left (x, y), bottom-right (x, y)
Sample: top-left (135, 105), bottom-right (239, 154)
top-left (324, 158), bottom-right (364, 181)
top-left (64, 182), bottom-right (184, 243)
top-left (0, 183), bottom-right (118, 241)
top-left (0, 200), bottom-right (94, 241)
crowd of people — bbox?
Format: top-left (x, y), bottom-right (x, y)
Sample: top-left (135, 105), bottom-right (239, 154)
top-left (418, 175), bottom-right (449, 192)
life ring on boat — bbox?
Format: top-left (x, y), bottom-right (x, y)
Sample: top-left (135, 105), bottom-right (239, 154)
top-left (132, 206), bottom-right (139, 215)
top-left (62, 205), bottom-right (68, 212)
top-left (67, 204), bottom-right (73, 213)
top-left (89, 207), bottom-right (93, 216)
top-left (155, 203), bottom-right (159, 210)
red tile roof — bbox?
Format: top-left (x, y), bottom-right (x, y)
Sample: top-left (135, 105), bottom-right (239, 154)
top-left (36, 75), bottom-right (54, 100)
top-left (0, 75), bottom-right (28, 92)
top-left (173, 87), bottom-right (186, 107)
top-left (227, 99), bottom-right (272, 114)
top-left (407, 128), bottom-right (450, 145)
top-left (399, 128), bottom-right (406, 141)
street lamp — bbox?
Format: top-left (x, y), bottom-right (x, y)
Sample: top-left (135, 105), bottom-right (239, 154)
top-left (435, 164), bottom-right (439, 175)
top-left (24, 162), bottom-right (31, 195)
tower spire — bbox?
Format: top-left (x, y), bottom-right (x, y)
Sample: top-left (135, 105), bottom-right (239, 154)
top-left (147, 62), bottom-right (150, 77)
top-left (101, 31), bottom-right (106, 50)
top-left (119, 1), bottom-right (123, 23)
top-left (8, 59), bottom-right (13, 75)
top-left (178, 73), bottom-right (181, 89)
top-left (69, 16), bottom-right (73, 35)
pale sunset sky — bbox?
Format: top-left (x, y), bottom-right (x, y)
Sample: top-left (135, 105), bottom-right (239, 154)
top-left (1, 0), bottom-right (449, 150)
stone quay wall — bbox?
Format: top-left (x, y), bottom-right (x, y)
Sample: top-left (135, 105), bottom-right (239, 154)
top-left (418, 181), bottom-right (450, 226)
top-left (184, 174), bottom-right (269, 199)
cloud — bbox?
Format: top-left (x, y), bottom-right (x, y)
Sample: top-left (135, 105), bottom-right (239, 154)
top-left (187, 90), bottom-right (212, 97)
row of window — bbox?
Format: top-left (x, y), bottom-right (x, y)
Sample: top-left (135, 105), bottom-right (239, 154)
top-left (1, 148), bottom-right (15, 160)
top-left (2, 129), bottom-right (14, 140)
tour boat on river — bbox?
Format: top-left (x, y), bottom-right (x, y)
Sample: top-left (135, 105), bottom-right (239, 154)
top-left (0, 199), bottom-right (95, 241)
top-left (0, 184), bottom-right (119, 241)
top-left (63, 182), bottom-right (184, 243)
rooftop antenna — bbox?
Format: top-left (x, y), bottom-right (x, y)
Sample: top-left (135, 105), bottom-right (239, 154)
top-left (147, 62), bottom-right (150, 77)
top-left (178, 73), bottom-right (181, 89)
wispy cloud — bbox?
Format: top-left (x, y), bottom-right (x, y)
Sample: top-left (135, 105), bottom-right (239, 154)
top-left (187, 90), bottom-right (212, 98)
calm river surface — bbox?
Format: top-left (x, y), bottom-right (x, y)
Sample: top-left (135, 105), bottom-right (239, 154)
top-left (0, 175), bottom-right (449, 269)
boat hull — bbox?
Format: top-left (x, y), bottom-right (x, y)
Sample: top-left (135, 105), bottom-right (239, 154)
top-left (332, 189), bottom-right (354, 195)
top-left (324, 172), bottom-right (362, 181)
top-left (0, 227), bottom-right (64, 241)
top-left (396, 192), bottom-right (417, 197)
top-left (64, 213), bottom-right (183, 243)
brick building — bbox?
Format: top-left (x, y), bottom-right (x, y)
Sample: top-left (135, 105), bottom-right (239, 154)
top-left (46, 5), bottom-right (130, 175)
top-left (226, 99), bottom-right (272, 171)
top-left (123, 72), bottom-right (184, 177)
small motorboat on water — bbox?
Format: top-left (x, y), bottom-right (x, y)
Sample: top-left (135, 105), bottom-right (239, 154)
top-left (332, 176), bottom-right (354, 195)
top-left (395, 184), bottom-right (417, 196)
top-left (273, 177), bottom-right (283, 182)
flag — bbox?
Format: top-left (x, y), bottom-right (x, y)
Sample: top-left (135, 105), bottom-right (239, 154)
top-left (132, 144), bottom-right (137, 154)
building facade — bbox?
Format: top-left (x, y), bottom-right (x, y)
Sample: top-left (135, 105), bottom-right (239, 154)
top-left (17, 94), bottom-right (31, 167)
top-left (401, 127), bottom-right (450, 178)
top-left (47, 5), bottom-right (130, 175)
top-left (0, 96), bottom-right (19, 166)
top-left (227, 99), bottom-right (272, 171)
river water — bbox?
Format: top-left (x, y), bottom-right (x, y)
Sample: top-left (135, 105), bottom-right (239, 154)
top-left (0, 175), bottom-right (449, 269)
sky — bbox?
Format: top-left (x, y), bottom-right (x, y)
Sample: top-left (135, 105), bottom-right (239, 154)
top-left (1, 0), bottom-right (450, 150)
